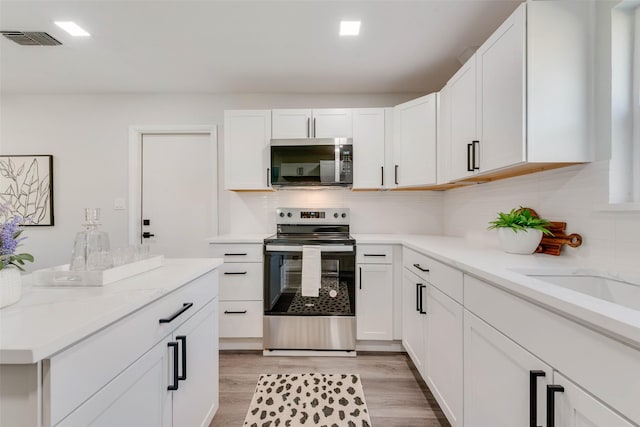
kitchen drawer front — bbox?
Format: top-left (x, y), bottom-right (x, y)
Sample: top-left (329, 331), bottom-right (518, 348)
top-left (403, 248), bottom-right (463, 303)
top-left (220, 301), bottom-right (263, 338)
top-left (219, 262), bottom-right (263, 300)
top-left (356, 245), bottom-right (393, 264)
top-left (464, 274), bottom-right (640, 424)
top-left (44, 271), bottom-right (218, 426)
top-left (210, 243), bottom-right (263, 263)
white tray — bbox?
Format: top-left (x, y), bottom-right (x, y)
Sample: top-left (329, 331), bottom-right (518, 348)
top-left (32, 255), bottom-right (165, 287)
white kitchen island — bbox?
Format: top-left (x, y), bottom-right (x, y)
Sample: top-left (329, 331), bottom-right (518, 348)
top-left (0, 258), bottom-right (222, 427)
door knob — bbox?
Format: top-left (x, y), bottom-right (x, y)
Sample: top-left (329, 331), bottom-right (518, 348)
top-left (142, 231), bottom-right (155, 238)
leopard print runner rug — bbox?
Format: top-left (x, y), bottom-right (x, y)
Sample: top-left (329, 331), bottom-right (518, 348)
top-left (243, 373), bottom-right (372, 427)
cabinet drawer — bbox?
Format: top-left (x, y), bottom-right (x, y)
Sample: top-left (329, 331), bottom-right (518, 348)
top-left (209, 244), bottom-right (263, 263)
top-left (356, 245), bottom-right (393, 264)
top-left (219, 301), bottom-right (263, 338)
top-left (464, 274), bottom-right (640, 424)
top-left (219, 263), bottom-right (263, 301)
top-left (403, 248), bottom-right (463, 303)
top-left (44, 271), bottom-right (218, 426)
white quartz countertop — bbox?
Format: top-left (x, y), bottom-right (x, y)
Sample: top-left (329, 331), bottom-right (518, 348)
top-left (354, 234), bottom-right (640, 348)
top-left (207, 234), bottom-right (270, 244)
top-left (0, 258), bottom-right (222, 364)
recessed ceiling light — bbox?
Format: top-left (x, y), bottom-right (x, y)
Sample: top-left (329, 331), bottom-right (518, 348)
top-left (54, 21), bottom-right (90, 37)
top-left (340, 21), bottom-right (361, 36)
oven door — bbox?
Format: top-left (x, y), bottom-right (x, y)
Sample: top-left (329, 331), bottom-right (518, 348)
top-left (264, 244), bottom-right (355, 317)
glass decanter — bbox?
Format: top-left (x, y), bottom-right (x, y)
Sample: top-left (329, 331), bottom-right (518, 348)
top-left (70, 208), bottom-right (112, 271)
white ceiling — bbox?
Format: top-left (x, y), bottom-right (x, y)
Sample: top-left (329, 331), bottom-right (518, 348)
top-left (0, 0), bottom-right (522, 94)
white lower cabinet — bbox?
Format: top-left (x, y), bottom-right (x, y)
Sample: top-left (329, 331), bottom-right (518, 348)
top-left (424, 285), bottom-right (463, 427)
top-left (464, 274), bottom-right (640, 426)
top-left (402, 268), bottom-right (426, 372)
top-left (57, 296), bottom-right (219, 427)
top-left (463, 309), bottom-right (552, 427)
top-left (171, 301), bottom-right (219, 427)
top-left (356, 244), bottom-right (394, 341)
top-left (552, 373), bottom-right (635, 427)
top-left (210, 243), bottom-right (263, 340)
top-left (356, 263), bottom-right (393, 340)
top-left (57, 339), bottom-right (171, 427)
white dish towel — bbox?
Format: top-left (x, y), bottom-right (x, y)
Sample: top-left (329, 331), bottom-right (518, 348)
top-left (301, 245), bottom-right (322, 297)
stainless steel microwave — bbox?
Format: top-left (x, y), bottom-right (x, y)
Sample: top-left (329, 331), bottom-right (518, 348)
top-left (269, 138), bottom-right (353, 188)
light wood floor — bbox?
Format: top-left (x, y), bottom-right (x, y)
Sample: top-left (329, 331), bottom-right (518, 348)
top-left (210, 351), bottom-right (451, 427)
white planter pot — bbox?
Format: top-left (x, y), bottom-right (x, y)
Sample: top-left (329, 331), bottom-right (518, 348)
top-left (0, 268), bottom-right (22, 308)
top-left (497, 228), bottom-right (543, 255)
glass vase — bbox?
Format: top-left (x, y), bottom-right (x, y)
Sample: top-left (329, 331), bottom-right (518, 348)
top-left (70, 208), bottom-right (112, 271)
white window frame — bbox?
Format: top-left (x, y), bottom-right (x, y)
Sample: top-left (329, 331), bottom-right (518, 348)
top-left (608, 1), bottom-right (640, 208)
top-left (633, 7), bottom-right (640, 202)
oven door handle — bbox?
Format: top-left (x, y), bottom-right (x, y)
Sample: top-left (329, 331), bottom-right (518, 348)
top-left (265, 244), bottom-right (354, 253)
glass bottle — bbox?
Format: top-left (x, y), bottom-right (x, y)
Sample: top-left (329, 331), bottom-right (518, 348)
top-left (70, 208), bottom-right (112, 271)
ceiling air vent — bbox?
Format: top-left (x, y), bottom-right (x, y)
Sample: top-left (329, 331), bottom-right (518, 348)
top-left (0, 31), bottom-right (62, 46)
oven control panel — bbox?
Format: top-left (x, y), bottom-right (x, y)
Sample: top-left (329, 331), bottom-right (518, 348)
top-left (276, 208), bottom-right (350, 225)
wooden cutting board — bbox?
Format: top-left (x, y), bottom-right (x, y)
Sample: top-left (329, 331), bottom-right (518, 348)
top-left (520, 208), bottom-right (582, 256)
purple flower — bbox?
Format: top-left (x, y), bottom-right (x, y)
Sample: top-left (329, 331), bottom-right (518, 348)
top-left (0, 209), bottom-right (33, 270)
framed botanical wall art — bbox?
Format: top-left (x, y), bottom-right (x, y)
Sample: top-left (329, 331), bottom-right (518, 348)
top-left (0, 155), bottom-right (54, 226)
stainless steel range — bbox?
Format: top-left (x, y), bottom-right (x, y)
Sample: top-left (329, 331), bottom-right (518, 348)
top-left (263, 208), bottom-right (356, 351)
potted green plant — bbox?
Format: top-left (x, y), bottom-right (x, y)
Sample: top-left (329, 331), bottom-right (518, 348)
top-left (487, 208), bottom-right (553, 254)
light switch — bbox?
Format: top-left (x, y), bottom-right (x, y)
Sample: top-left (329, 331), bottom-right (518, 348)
top-left (114, 198), bottom-right (126, 210)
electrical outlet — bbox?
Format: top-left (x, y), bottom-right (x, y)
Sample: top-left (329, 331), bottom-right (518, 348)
top-left (114, 198), bottom-right (126, 210)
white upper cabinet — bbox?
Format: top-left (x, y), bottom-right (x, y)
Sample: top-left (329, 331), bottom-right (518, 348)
top-left (272, 108), bottom-right (352, 139)
top-left (393, 93), bottom-right (437, 188)
top-left (446, 57), bottom-right (478, 182)
top-left (223, 110), bottom-right (272, 190)
top-left (476, 3), bottom-right (526, 173)
top-left (442, 2), bottom-right (593, 183)
top-left (352, 108), bottom-right (386, 189)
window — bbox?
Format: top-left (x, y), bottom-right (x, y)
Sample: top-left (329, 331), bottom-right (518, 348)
top-left (610, 1), bottom-right (640, 204)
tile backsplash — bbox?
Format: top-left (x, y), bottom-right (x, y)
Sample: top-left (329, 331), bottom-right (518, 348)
top-left (220, 189), bottom-right (444, 236)
top-left (442, 160), bottom-right (640, 274)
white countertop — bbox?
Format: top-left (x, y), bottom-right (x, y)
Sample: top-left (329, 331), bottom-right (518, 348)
top-left (355, 234), bottom-right (640, 348)
top-left (0, 258), bottom-right (223, 364)
top-left (207, 234), bottom-right (270, 244)
top-left (212, 233), bottom-right (640, 348)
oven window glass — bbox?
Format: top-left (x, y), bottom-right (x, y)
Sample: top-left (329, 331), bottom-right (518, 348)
top-left (265, 250), bottom-right (355, 316)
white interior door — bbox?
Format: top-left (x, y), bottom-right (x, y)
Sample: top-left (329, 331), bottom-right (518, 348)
top-left (141, 133), bottom-right (216, 258)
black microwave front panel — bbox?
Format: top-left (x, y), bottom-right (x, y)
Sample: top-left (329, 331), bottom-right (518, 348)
top-left (270, 144), bottom-right (353, 186)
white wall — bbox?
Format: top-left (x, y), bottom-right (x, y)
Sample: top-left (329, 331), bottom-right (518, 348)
top-left (0, 92), bottom-right (431, 270)
top-left (442, 160), bottom-right (640, 274)
top-left (220, 189), bottom-right (443, 235)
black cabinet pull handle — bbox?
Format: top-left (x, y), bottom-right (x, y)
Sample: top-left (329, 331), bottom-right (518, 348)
top-left (473, 140), bottom-right (480, 170)
top-left (467, 143), bottom-right (474, 172)
top-left (224, 253), bottom-right (247, 256)
top-left (413, 263), bottom-right (430, 273)
top-left (313, 118), bottom-right (316, 137)
top-left (224, 271), bottom-right (248, 275)
top-left (394, 165), bottom-right (399, 185)
top-left (167, 342), bottom-right (179, 391)
top-left (359, 267), bottom-right (362, 290)
top-left (364, 254), bottom-right (386, 257)
top-left (546, 384), bottom-right (564, 427)
top-left (142, 231), bottom-right (155, 239)
top-left (159, 303), bottom-right (193, 324)
top-left (267, 168), bottom-right (270, 186)
top-left (419, 284), bottom-right (427, 314)
top-left (381, 166), bottom-right (384, 186)
top-left (307, 117), bottom-right (310, 137)
top-left (530, 370), bottom-right (546, 427)
top-left (224, 310), bottom-right (248, 314)
top-left (415, 283), bottom-right (421, 312)
top-left (177, 335), bottom-right (187, 381)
